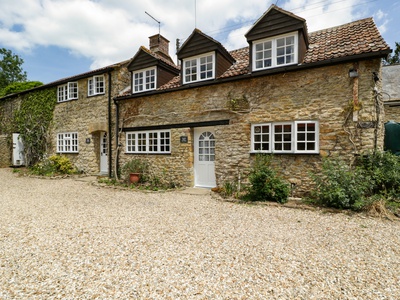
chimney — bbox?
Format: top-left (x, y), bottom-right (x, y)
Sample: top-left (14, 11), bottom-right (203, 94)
top-left (149, 34), bottom-right (173, 63)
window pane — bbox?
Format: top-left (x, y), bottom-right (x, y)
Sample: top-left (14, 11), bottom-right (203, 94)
top-left (277, 38), bottom-right (285, 47)
top-left (286, 36), bottom-right (294, 44)
top-left (297, 133), bottom-right (306, 141)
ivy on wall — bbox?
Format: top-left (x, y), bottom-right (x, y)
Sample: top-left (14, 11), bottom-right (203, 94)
top-left (13, 88), bottom-right (56, 166)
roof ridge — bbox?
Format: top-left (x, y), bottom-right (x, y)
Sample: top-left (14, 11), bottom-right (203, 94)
top-left (309, 17), bottom-right (374, 35)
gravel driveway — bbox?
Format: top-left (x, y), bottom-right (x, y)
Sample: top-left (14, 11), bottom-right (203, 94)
top-left (0, 168), bottom-right (399, 299)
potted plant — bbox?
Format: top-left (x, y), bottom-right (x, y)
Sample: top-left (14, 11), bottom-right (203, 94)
top-left (121, 159), bottom-right (148, 184)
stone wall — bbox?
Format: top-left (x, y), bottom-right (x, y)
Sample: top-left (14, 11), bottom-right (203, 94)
top-left (118, 58), bottom-right (383, 196)
top-left (49, 65), bottom-right (130, 174)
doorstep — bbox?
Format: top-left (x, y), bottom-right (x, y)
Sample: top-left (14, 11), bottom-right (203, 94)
top-left (180, 187), bottom-right (212, 195)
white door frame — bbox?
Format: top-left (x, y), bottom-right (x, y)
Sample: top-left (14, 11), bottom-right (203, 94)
top-left (194, 127), bottom-right (216, 188)
top-left (100, 132), bottom-right (108, 174)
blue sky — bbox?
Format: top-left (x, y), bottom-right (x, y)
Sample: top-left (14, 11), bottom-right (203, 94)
top-left (0, 0), bottom-right (398, 84)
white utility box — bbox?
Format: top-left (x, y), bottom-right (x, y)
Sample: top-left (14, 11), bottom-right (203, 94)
top-left (12, 133), bottom-right (25, 166)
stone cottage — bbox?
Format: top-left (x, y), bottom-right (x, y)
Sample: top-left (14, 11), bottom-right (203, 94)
top-left (0, 61), bottom-right (130, 175)
top-left (114, 5), bottom-right (390, 195)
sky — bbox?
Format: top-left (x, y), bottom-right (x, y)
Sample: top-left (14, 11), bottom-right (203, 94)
top-left (0, 0), bottom-right (398, 84)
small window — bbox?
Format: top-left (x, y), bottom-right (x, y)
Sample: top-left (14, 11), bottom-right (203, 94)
top-left (126, 130), bottom-right (171, 154)
top-left (183, 52), bottom-right (215, 84)
top-left (57, 132), bottom-right (78, 153)
top-left (251, 121), bottom-right (319, 154)
top-left (88, 75), bottom-right (105, 96)
top-left (251, 124), bottom-right (271, 152)
top-left (57, 82), bottom-right (78, 102)
top-left (253, 32), bottom-right (298, 71)
top-left (273, 122), bottom-right (293, 153)
top-left (295, 121), bottom-right (318, 153)
top-left (132, 67), bottom-right (156, 93)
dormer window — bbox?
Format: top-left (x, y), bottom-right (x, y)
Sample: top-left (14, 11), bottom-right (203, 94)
top-left (253, 32), bottom-right (298, 71)
top-left (183, 52), bottom-right (215, 84)
top-left (133, 67), bottom-right (156, 93)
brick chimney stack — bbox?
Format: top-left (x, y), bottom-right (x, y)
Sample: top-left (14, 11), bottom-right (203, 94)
top-left (149, 34), bottom-right (173, 63)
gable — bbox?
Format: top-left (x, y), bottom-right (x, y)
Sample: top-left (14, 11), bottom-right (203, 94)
top-left (177, 29), bottom-right (234, 64)
top-left (127, 48), bottom-right (159, 72)
top-left (245, 5), bottom-right (308, 45)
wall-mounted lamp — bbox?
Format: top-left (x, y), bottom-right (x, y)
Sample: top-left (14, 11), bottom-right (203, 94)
top-left (349, 69), bottom-right (359, 78)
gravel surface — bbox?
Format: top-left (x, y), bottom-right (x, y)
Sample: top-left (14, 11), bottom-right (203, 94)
top-left (0, 168), bottom-right (399, 299)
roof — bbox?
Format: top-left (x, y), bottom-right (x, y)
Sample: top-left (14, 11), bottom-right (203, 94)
top-left (0, 60), bottom-right (129, 101)
top-left (177, 29), bottom-right (235, 64)
top-left (128, 46), bottom-right (179, 72)
top-left (304, 17), bottom-right (389, 64)
top-left (154, 17), bottom-right (389, 91)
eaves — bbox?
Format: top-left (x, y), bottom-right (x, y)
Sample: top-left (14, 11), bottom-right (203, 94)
top-left (115, 50), bottom-right (391, 102)
top-left (0, 66), bottom-right (116, 101)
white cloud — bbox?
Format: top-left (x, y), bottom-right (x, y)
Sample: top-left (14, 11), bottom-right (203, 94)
top-left (283, 0), bottom-right (366, 32)
top-left (0, 0), bottom-right (388, 73)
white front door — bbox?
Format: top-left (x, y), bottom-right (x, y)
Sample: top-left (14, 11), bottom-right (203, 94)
top-left (100, 132), bottom-right (108, 174)
top-left (194, 127), bottom-right (216, 188)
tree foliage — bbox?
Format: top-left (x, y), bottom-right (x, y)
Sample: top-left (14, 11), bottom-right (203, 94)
top-left (0, 81), bottom-right (43, 97)
top-left (0, 48), bottom-right (27, 90)
top-left (14, 88), bottom-right (57, 166)
top-left (384, 42), bottom-right (400, 65)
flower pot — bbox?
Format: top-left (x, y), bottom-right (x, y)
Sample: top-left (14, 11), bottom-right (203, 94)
top-left (129, 173), bottom-right (141, 184)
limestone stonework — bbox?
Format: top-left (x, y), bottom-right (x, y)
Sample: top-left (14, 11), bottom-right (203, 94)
top-left (117, 59), bottom-right (384, 196)
top-left (49, 64), bottom-right (130, 175)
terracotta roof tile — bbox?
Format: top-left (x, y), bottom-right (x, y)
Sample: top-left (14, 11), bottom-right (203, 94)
top-left (303, 18), bottom-right (390, 64)
top-left (123, 17), bottom-right (390, 95)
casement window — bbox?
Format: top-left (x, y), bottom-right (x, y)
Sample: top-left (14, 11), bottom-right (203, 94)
top-left (251, 121), bottom-right (319, 154)
top-left (132, 67), bottom-right (156, 93)
top-left (183, 52), bottom-right (215, 84)
top-left (57, 132), bottom-right (78, 153)
top-left (253, 32), bottom-right (298, 71)
top-left (57, 82), bottom-right (78, 102)
top-left (126, 130), bottom-right (171, 154)
top-left (88, 75), bottom-right (105, 96)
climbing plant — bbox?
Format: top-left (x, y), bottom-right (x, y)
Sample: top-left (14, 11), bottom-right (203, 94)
top-left (14, 88), bottom-right (56, 166)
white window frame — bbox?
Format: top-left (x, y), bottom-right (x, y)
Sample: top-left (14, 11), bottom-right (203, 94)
top-left (251, 121), bottom-right (319, 154)
top-left (88, 75), bottom-right (105, 96)
top-left (57, 82), bottom-right (78, 102)
top-left (252, 32), bottom-right (298, 71)
top-left (132, 67), bottom-right (156, 93)
top-left (183, 52), bottom-right (215, 84)
top-left (57, 132), bottom-right (78, 153)
top-left (126, 130), bottom-right (171, 154)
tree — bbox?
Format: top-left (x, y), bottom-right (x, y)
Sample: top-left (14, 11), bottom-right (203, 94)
top-left (0, 81), bottom-right (43, 97)
top-left (384, 42), bottom-right (400, 65)
top-left (0, 48), bottom-right (27, 90)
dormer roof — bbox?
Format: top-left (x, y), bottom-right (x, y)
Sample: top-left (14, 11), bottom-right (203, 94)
top-left (177, 28), bottom-right (235, 64)
top-left (245, 4), bottom-right (309, 46)
top-left (127, 46), bottom-right (179, 74)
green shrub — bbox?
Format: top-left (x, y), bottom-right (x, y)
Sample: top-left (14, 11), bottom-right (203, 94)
top-left (244, 155), bottom-right (289, 203)
top-left (29, 155), bottom-right (75, 176)
top-left (311, 158), bottom-right (369, 209)
top-left (48, 155), bottom-right (74, 174)
top-left (121, 159), bottom-right (149, 183)
top-left (356, 151), bottom-right (400, 198)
